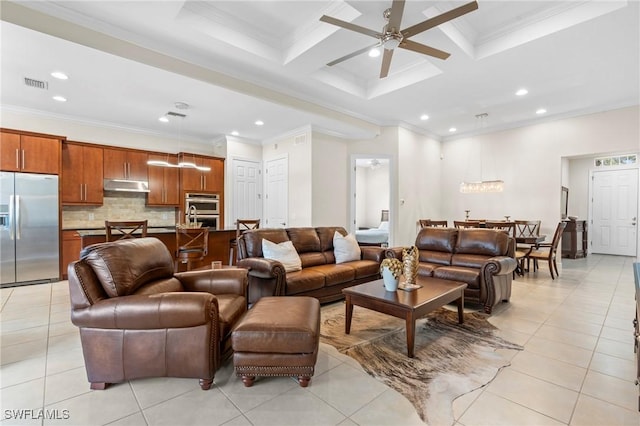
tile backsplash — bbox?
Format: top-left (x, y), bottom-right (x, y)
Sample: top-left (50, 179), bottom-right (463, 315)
top-left (62, 192), bottom-right (177, 229)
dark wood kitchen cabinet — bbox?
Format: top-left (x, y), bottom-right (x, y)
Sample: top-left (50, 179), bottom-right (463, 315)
top-left (61, 230), bottom-right (82, 279)
top-left (147, 153), bottom-right (180, 206)
top-left (62, 142), bottom-right (104, 205)
top-left (180, 155), bottom-right (224, 193)
top-left (1, 131), bottom-right (61, 174)
top-left (103, 147), bottom-right (148, 181)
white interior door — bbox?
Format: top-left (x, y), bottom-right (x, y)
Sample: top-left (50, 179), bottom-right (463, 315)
top-left (232, 159), bottom-right (261, 223)
top-left (265, 157), bottom-right (288, 228)
top-left (591, 168), bottom-right (638, 256)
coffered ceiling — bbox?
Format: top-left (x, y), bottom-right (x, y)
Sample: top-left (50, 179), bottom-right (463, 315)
top-left (1, 1), bottom-right (638, 146)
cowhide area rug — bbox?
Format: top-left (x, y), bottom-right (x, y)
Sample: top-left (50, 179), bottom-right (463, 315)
top-left (319, 302), bottom-right (523, 425)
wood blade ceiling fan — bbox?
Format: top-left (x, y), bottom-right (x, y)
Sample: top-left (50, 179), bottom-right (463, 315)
top-left (320, 0), bottom-right (478, 78)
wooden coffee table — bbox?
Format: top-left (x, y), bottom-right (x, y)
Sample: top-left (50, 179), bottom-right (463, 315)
top-left (342, 277), bottom-right (467, 358)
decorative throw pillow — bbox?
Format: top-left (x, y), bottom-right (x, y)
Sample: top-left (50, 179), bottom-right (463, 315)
top-left (262, 239), bottom-right (302, 272)
top-left (333, 231), bottom-right (361, 264)
top-left (378, 221), bottom-right (390, 230)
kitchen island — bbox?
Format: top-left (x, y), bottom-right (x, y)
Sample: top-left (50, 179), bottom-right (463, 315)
top-left (62, 227), bottom-right (237, 277)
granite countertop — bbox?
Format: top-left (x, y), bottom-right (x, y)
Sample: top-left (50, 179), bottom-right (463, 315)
top-left (70, 226), bottom-right (236, 237)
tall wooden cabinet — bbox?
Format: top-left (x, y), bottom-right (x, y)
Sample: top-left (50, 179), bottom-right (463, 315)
top-left (1, 131), bottom-right (61, 174)
top-left (62, 142), bottom-right (104, 205)
top-left (147, 153), bottom-right (180, 206)
top-left (103, 147), bottom-right (148, 181)
top-left (561, 219), bottom-right (588, 259)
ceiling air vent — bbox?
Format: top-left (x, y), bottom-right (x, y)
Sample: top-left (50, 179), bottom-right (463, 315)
top-left (294, 134), bottom-right (307, 145)
top-left (166, 111), bottom-right (187, 118)
top-left (24, 77), bottom-right (48, 90)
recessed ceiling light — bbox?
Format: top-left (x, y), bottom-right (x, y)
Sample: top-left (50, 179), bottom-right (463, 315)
top-left (51, 71), bottom-right (68, 80)
top-left (449, 127), bottom-right (457, 133)
top-left (254, 120), bottom-right (264, 126)
top-left (158, 116), bottom-right (169, 123)
top-left (536, 108), bottom-right (547, 115)
top-left (368, 48), bottom-right (381, 58)
top-left (420, 114), bottom-right (429, 121)
top-left (516, 88), bottom-right (528, 96)
top-left (231, 131), bottom-right (239, 136)
top-left (52, 95), bottom-right (66, 102)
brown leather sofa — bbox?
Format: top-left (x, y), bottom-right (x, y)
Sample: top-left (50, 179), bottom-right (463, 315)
top-left (68, 237), bottom-right (248, 390)
top-left (237, 227), bottom-right (386, 304)
top-left (391, 227), bottom-right (517, 314)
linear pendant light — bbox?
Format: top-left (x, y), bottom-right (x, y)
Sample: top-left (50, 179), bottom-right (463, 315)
top-left (147, 103), bottom-right (210, 171)
top-left (459, 113), bottom-right (504, 193)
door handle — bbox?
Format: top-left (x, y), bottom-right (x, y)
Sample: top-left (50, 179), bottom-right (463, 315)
top-left (8, 195), bottom-right (15, 240)
top-left (15, 195), bottom-right (20, 240)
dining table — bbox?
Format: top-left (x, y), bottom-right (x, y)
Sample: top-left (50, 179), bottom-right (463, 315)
top-left (515, 235), bottom-right (546, 245)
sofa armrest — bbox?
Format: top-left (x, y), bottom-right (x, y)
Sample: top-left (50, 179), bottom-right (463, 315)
top-left (361, 246), bottom-right (386, 262)
top-left (71, 292), bottom-right (218, 329)
top-left (384, 247), bottom-right (405, 260)
top-left (237, 257), bottom-right (286, 297)
top-left (176, 268), bottom-right (248, 297)
top-left (482, 256), bottom-right (517, 276)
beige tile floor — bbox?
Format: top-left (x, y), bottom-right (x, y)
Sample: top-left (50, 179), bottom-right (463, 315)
top-left (1, 254), bottom-right (638, 425)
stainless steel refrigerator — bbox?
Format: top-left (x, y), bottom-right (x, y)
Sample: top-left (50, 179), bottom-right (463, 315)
top-left (0, 172), bottom-right (59, 287)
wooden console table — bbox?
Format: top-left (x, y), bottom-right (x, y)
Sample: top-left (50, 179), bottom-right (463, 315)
top-left (561, 220), bottom-right (587, 259)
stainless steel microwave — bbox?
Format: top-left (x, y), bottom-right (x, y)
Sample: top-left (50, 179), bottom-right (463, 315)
top-left (185, 193), bottom-right (219, 215)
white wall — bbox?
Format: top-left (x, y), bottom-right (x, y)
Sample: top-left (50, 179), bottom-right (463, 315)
top-left (441, 106), bottom-right (640, 239)
top-left (311, 132), bottom-right (349, 227)
top-left (397, 127), bottom-right (442, 245)
top-left (568, 157), bottom-right (595, 220)
top-left (262, 130), bottom-right (312, 227)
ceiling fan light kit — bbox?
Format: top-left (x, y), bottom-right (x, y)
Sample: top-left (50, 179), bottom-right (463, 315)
top-left (320, 0), bottom-right (478, 78)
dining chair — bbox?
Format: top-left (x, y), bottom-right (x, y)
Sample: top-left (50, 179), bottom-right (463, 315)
top-left (524, 221), bottom-right (567, 280)
top-left (104, 220), bottom-right (148, 241)
top-left (514, 220), bottom-right (541, 243)
top-left (418, 219), bottom-right (431, 228)
top-left (229, 219), bottom-right (260, 265)
top-left (453, 220), bottom-right (481, 229)
top-left (175, 227), bottom-right (209, 271)
top-left (485, 221), bottom-right (516, 238)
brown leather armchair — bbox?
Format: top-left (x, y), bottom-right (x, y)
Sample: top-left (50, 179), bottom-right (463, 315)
top-left (68, 237), bottom-right (248, 390)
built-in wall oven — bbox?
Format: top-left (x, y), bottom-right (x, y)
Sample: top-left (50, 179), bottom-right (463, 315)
top-left (185, 193), bottom-right (220, 229)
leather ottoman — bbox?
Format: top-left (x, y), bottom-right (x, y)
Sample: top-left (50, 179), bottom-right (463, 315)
top-left (231, 296), bottom-right (320, 387)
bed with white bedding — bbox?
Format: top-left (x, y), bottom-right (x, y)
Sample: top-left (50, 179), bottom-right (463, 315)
top-left (355, 221), bottom-right (389, 245)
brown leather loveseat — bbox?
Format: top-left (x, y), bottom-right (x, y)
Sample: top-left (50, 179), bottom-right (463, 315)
top-left (393, 227), bottom-right (517, 314)
top-left (68, 237), bottom-right (248, 390)
top-left (237, 227), bottom-right (385, 304)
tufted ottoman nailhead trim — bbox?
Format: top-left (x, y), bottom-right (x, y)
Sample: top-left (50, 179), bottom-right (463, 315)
top-left (232, 296), bottom-right (320, 388)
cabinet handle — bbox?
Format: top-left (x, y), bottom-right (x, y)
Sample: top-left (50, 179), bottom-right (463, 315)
top-left (84, 184), bottom-right (88, 201)
top-left (80, 184), bottom-right (84, 201)
top-left (204, 175), bottom-right (206, 189)
top-left (21, 149), bottom-right (25, 169)
top-left (15, 149), bottom-right (19, 169)
top-left (127, 162), bottom-right (131, 179)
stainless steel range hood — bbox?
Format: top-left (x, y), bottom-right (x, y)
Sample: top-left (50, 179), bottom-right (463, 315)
top-left (103, 179), bottom-right (150, 193)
